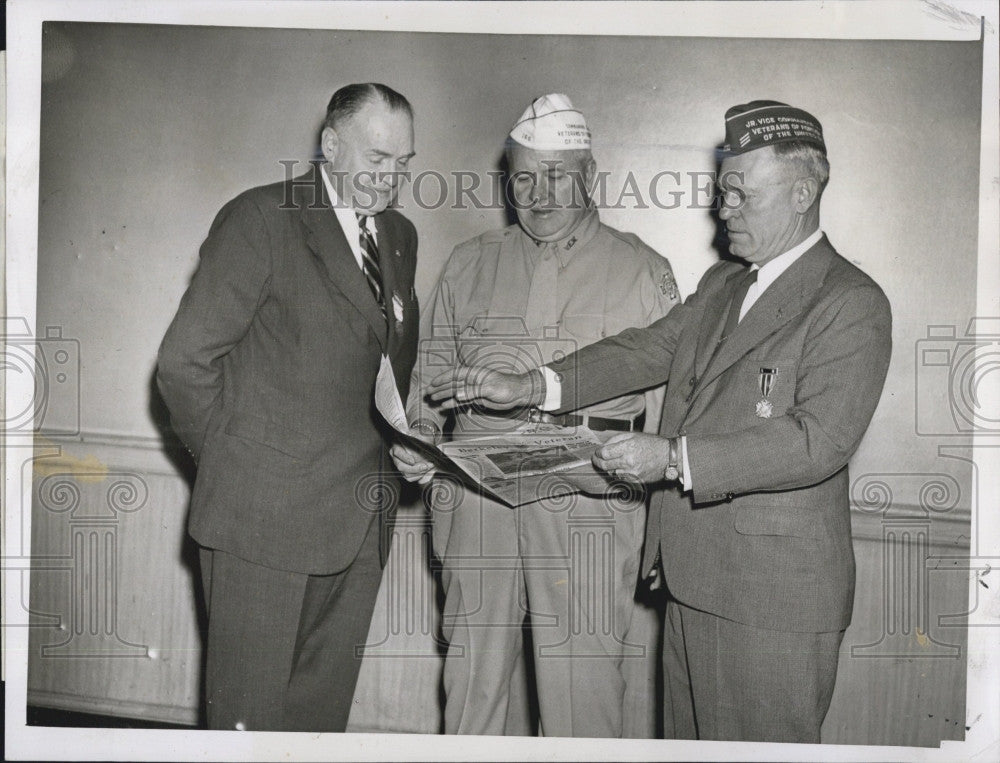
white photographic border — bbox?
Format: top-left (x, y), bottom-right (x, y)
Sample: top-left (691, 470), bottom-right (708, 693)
top-left (4, 1), bottom-right (999, 760)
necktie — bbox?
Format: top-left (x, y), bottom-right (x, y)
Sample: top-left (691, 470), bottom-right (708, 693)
top-left (720, 267), bottom-right (758, 342)
top-left (357, 214), bottom-right (386, 318)
top-left (523, 243), bottom-right (559, 333)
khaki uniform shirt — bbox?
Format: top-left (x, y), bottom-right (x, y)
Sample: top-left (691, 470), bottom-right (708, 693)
top-left (409, 210), bottom-right (680, 434)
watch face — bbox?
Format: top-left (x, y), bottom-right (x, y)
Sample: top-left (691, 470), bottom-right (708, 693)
top-left (664, 466), bottom-right (680, 481)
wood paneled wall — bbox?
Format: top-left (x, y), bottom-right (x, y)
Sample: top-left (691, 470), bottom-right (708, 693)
top-left (27, 434), bottom-right (971, 746)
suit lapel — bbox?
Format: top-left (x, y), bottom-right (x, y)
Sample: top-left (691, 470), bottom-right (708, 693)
top-left (694, 268), bottom-right (744, 381)
top-left (376, 211), bottom-right (402, 356)
top-left (695, 238), bottom-right (835, 393)
top-left (298, 177), bottom-right (387, 352)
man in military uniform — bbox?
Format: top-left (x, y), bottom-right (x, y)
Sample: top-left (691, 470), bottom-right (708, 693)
top-left (392, 94), bottom-right (679, 737)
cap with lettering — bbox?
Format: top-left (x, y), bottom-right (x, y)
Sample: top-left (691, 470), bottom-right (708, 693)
top-left (722, 100), bottom-right (825, 156)
top-left (509, 93), bottom-right (591, 151)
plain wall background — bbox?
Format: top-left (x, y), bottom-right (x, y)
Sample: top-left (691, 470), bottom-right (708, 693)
top-left (36, 22), bottom-right (981, 501)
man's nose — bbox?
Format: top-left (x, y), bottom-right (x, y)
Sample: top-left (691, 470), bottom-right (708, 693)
top-left (377, 169), bottom-right (398, 189)
top-left (532, 178), bottom-right (554, 205)
top-left (522, 180), bottom-right (542, 205)
top-left (718, 202), bottom-right (735, 221)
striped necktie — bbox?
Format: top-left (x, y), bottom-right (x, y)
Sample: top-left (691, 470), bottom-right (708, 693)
top-left (357, 213), bottom-right (386, 318)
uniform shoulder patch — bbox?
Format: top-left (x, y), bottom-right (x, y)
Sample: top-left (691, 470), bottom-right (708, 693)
top-left (658, 268), bottom-right (680, 302)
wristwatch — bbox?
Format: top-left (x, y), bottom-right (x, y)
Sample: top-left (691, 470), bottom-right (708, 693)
top-left (410, 418), bottom-right (442, 443)
top-left (663, 437), bottom-right (680, 482)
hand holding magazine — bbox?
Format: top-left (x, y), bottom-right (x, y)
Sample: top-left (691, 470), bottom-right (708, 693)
top-left (376, 356), bottom-right (614, 507)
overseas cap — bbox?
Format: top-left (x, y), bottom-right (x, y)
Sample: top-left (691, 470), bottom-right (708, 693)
top-left (509, 93), bottom-right (591, 151)
top-left (723, 100), bottom-right (825, 155)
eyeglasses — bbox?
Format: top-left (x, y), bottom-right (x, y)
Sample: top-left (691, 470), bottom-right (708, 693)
top-left (716, 176), bottom-right (807, 211)
top-left (716, 187), bottom-right (747, 210)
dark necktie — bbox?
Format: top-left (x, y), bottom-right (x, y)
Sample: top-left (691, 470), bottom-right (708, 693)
top-left (357, 214), bottom-right (386, 318)
top-left (720, 267), bottom-right (758, 342)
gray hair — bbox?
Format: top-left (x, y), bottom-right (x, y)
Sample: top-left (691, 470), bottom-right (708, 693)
top-left (770, 140), bottom-right (830, 193)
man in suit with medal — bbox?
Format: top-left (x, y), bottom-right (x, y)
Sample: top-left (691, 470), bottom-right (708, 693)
top-left (157, 83), bottom-right (418, 731)
top-left (424, 100), bottom-right (892, 742)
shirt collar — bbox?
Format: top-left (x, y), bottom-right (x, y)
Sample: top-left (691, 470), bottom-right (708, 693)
top-left (526, 208), bottom-right (600, 267)
top-left (750, 228), bottom-right (822, 293)
top-left (320, 163), bottom-right (377, 239)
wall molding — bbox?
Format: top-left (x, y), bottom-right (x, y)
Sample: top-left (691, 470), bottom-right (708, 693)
top-left (850, 502), bottom-right (971, 549)
top-left (34, 430), bottom-right (191, 479)
top-left (27, 688), bottom-right (198, 727)
top-left (35, 429), bottom-right (974, 550)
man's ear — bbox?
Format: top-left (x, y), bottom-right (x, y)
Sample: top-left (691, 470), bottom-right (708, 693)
top-left (320, 126), bottom-right (339, 164)
top-left (794, 176), bottom-right (820, 214)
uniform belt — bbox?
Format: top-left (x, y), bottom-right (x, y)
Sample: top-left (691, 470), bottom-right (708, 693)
top-left (528, 410), bottom-right (643, 432)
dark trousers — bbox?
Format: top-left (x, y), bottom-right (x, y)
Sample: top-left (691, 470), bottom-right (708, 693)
top-left (198, 519), bottom-right (384, 731)
top-left (662, 597), bottom-right (844, 743)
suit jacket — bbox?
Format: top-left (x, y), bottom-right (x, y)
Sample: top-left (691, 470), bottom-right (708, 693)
top-left (551, 236), bottom-right (891, 632)
top-left (157, 170), bottom-right (419, 575)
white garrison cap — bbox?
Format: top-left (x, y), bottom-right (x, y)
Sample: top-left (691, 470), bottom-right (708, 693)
top-left (509, 93), bottom-right (591, 151)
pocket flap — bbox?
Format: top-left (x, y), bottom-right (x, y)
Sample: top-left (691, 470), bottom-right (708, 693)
top-left (733, 506), bottom-right (822, 539)
top-left (224, 412), bottom-right (311, 458)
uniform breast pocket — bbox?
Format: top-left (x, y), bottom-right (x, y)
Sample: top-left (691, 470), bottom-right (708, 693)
top-left (456, 315), bottom-right (540, 371)
top-left (738, 356), bottom-right (797, 420)
top-left (455, 315), bottom-right (488, 367)
top-left (560, 313), bottom-right (604, 341)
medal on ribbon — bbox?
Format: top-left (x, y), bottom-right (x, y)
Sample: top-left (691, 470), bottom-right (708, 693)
top-left (756, 367), bottom-right (777, 418)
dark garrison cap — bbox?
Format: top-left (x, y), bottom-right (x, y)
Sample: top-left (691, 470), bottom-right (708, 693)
top-left (722, 100), bottom-right (825, 156)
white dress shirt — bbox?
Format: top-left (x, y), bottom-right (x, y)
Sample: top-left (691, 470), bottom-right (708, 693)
top-left (320, 164), bottom-right (378, 270)
top-left (737, 228), bottom-right (822, 322)
top-left (540, 228), bottom-right (823, 489)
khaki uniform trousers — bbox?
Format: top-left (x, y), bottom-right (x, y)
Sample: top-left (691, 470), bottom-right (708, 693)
top-left (431, 478), bottom-right (648, 738)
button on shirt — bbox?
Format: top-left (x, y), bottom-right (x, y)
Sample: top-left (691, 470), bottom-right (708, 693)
top-left (320, 165), bottom-right (378, 270)
top-left (541, 228), bottom-right (824, 490)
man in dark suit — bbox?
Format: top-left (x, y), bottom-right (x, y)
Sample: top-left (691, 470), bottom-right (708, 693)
top-left (424, 101), bottom-right (892, 743)
top-left (156, 83), bottom-right (418, 731)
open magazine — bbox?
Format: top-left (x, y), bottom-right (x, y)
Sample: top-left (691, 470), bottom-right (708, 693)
top-left (375, 355), bottom-right (614, 507)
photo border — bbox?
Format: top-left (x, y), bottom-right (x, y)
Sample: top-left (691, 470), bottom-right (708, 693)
top-left (5, 1), bottom-right (999, 760)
